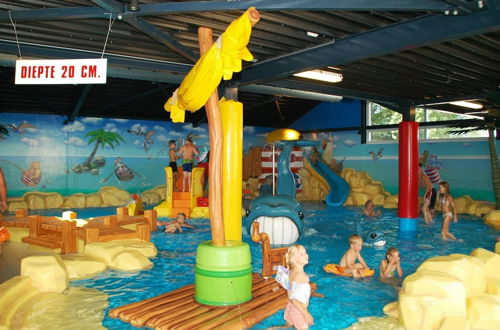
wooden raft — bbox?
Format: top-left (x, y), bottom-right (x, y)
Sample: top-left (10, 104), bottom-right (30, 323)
top-left (109, 273), bottom-right (288, 330)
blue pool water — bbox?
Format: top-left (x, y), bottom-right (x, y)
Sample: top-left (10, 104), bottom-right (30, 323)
top-left (57, 203), bottom-right (498, 330)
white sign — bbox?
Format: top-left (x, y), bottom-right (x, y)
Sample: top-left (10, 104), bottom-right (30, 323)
top-left (15, 59), bottom-right (107, 85)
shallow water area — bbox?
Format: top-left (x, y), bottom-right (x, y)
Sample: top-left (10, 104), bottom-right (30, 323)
top-left (63, 203), bottom-right (497, 330)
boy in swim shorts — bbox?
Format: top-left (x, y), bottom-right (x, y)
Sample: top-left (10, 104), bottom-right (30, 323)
top-left (178, 137), bottom-right (199, 192)
top-left (339, 234), bottom-right (370, 279)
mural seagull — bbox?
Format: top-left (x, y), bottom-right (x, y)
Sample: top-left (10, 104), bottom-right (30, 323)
top-left (7, 122), bottom-right (36, 134)
top-left (127, 127), bottom-right (156, 152)
top-left (369, 148), bottom-right (384, 161)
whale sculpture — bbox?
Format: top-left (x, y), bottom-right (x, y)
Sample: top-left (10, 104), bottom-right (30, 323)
top-left (246, 139), bottom-right (318, 245)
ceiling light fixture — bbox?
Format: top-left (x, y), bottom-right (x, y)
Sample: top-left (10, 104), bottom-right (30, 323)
top-left (449, 100), bottom-right (483, 109)
top-left (293, 69), bottom-right (343, 83)
top-left (306, 31), bottom-right (319, 38)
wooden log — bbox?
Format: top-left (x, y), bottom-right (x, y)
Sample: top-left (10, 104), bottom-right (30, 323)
top-left (16, 208), bottom-right (28, 218)
top-left (220, 294), bottom-right (289, 330)
top-left (116, 207), bottom-right (128, 220)
top-left (119, 286), bottom-right (195, 322)
top-left (109, 284), bottom-right (194, 318)
top-left (28, 215), bottom-right (41, 238)
top-left (130, 296), bottom-right (195, 327)
top-left (61, 220), bottom-right (77, 254)
top-left (136, 223), bottom-right (150, 241)
top-left (144, 209), bottom-right (157, 231)
top-left (156, 305), bottom-right (213, 330)
top-left (198, 285), bottom-right (286, 330)
top-left (251, 222), bottom-right (273, 277)
top-left (198, 26), bottom-right (225, 247)
top-left (83, 227), bottom-right (99, 244)
top-left (146, 301), bottom-right (201, 328)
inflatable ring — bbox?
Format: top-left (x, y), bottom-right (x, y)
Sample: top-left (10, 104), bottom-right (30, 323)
top-left (0, 226), bottom-right (11, 243)
top-left (323, 264), bottom-right (375, 277)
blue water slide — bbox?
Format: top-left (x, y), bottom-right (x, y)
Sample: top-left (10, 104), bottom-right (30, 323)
top-left (304, 155), bottom-right (350, 207)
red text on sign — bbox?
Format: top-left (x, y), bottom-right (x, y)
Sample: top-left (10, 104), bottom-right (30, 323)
top-left (20, 65), bottom-right (56, 79)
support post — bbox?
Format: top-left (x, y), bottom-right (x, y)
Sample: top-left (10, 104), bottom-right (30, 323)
top-left (221, 100), bottom-right (243, 241)
top-left (360, 100), bottom-right (367, 144)
top-left (398, 120), bottom-right (419, 232)
top-left (61, 220), bottom-right (77, 254)
top-left (198, 27), bottom-right (225, 246)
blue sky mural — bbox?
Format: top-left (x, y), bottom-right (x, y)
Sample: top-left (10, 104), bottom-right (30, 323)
top-left (303, 130), bottom-right (498, 202)
top-left (0, 113), bottom-right (271, 197)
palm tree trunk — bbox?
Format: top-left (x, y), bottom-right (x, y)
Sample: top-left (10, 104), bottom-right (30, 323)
top-left (487, 127), bottom-right (500, 209)
top-left (84, 141), bottom-right (100, 166)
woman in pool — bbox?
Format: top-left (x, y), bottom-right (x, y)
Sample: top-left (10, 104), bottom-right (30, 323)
top-left (439, 181), bottom-right (458, 241)
top-left (379, 247), bottom-right (403, 280)
top-left (284, 244), bottom-right (313, 330)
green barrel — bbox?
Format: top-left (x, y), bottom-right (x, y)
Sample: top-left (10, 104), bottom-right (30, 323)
top-left (195, 240), bottom-right (252, 306)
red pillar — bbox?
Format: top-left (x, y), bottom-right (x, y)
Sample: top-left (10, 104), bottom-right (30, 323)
top-left (398, 121), bottom-right (419, 231)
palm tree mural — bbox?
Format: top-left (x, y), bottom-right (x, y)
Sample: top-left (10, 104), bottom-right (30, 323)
top-left (449, 94), bottom-right (500, 209)
top-left (0, 124), bottom-right (9, 140)
top-left (72, 129), bottom-right (124, 175)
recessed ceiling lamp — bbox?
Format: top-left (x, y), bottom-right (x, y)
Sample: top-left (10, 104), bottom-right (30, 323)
top-left (306, 31), bottom-right (319, 37)
top-left (293, 69), bottom-right (343, 83)
top-left (449, 100), bottom-right (483, 109)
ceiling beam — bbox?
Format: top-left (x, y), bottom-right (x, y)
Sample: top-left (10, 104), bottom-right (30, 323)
top-left (129, 0), bottom-right (457, 14)
top-left (87, 85), bottom-right (163, 113)
top-left (414, 93), bottom-right (489, 105)
top-left (0, 39), bottom-right (192, 74)
top-left (124, 16), bottom-right (197, 62)
top-left (91, 0), bottom-right (196, 62)
top-left (0, 0), bottom-right (458, 23)
top-left (265, 79), bottom-right (409, 105)
top-left (232, 2), bottom-right (500, 86)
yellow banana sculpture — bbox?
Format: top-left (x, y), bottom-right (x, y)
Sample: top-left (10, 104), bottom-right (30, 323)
top-left (164, 8), bottom-right (256, 123)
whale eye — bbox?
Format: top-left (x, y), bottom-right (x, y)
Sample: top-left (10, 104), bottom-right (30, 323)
top-left (298, 211), bottom-right (304, 220)
top-left (246, 209), bottom-right (251, 217)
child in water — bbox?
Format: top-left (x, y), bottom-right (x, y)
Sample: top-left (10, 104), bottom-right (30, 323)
top-left (339, 234), bottom-right (370, 278)
top-left (363, 199), bottom-right (381, 217)
top-left (284, 245), bottom-right (314, 330)
top-left (158, 213), bottom-right (195, 233)
top-left (438, 181), bottom-right (458, 241)
top-left (379, 247), bottom-right (403, 280)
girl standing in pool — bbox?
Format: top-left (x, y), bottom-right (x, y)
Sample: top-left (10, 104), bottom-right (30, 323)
top-left (284, 245), bottom-right (313, 330)
top-left (438, 181), bottom-right (458, 241)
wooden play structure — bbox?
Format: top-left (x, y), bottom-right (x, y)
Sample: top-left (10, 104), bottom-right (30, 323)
top-left (109, 273), bottom-right (288, 330)
top-left (0, 208), bottom-right (157, 254)
top-left (154, 166), bottom-right (205, 217)
top-left (251, 222), bottom-right (288, 277)
top-left (242, 146), bottom-right (262, 181)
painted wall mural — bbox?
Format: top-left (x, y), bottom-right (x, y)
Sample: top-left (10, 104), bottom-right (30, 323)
top-left (303, 131), bottom-right (499, 202)
top-left (0, 113), bottom-right (271, 198)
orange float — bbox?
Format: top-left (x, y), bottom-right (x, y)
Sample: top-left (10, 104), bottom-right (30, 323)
top-left (323, 264), bottom-right (375, 277)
